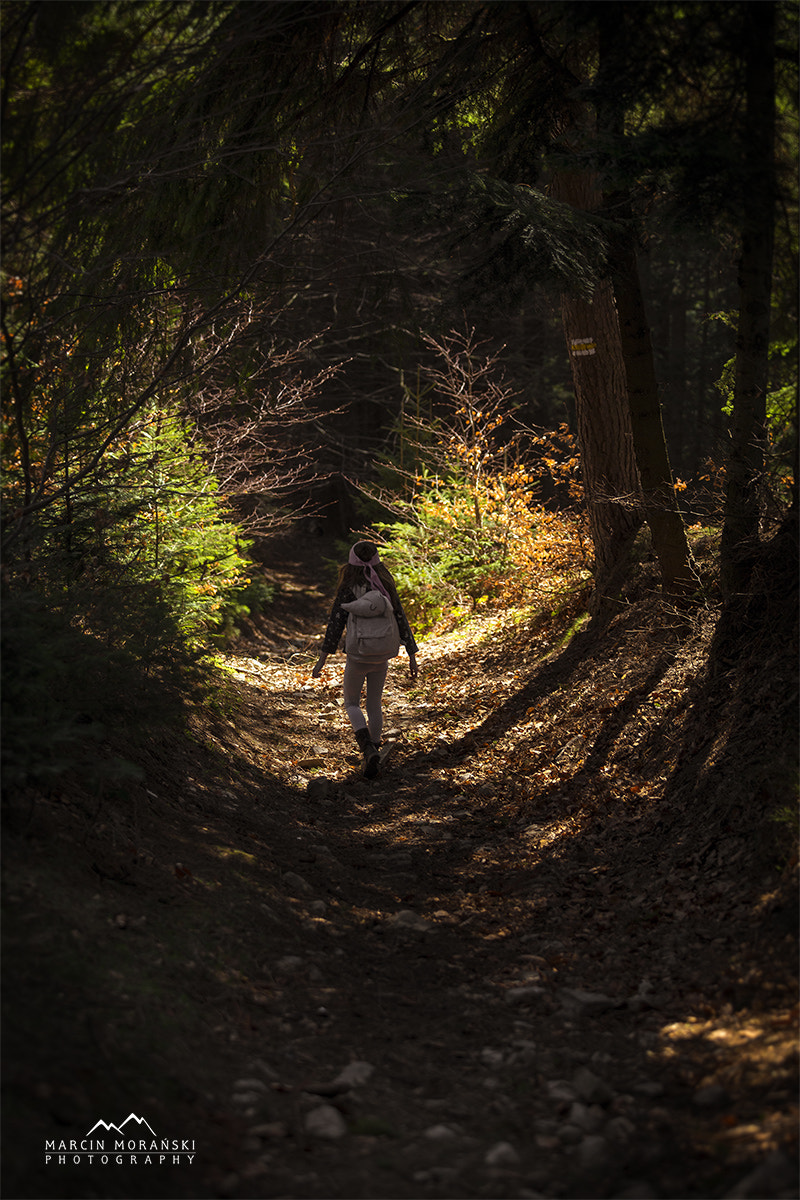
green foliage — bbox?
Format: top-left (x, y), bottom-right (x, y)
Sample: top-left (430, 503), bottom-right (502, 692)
top-left (2, 387), bottom-right (262, 792)
top-left (4, 404), bottom-right (255, 652)
top-left (372, 334), bottom-right (587, 634)
top-left (377, 463), bottom-right (586, 635)
top-left (375, 514), bottom-right (470, 632)
top-left (0, 400), bottom-right (262, 790)
top-left (1, 1), bottom-right (300, 684)
top-left (211, 574), bottom-right (277, 647)
top-left (711, 314), bottom-right (797, 509)
top-left (453, 174), bottom-right (610, 305)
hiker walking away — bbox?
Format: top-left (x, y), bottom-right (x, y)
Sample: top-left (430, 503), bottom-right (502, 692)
top-left (312, 541), bottom-right (419, 777)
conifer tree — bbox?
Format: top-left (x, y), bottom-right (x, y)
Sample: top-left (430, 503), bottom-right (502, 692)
top-left (720, 0), bottom-right (778, 593)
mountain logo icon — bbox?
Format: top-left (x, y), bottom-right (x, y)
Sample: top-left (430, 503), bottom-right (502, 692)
top-left (85, 1114), bottom-right (157, 1138)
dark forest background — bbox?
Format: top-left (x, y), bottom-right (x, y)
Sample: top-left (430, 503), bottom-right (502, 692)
top-left (2, 0), bottom-right (797, 790)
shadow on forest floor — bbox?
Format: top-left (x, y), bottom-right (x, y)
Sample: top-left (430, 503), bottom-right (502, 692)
top-left (3, 536), bottom-right (798, 1200)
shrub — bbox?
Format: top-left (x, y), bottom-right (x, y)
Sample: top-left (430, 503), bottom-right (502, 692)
top-left (376, 463), bottom-right (586, 634)
top-left (371, 331), bottom-right (589, 634)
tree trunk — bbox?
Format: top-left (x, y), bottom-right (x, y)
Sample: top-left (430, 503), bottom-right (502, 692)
top-left (721, 0), bottom-right (776, 595)
top-left (551, 169), bottom-right (643, 615)
top-left (610, 238), bottom-right (698, 597)
top-left (597, 4), bottom-right (696, 600)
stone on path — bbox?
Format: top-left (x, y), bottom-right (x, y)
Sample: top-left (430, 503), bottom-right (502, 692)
top-left (505, 986), bottom-right (547, 1006)
top-left (560, 987), bottom-right (620, 1016)
top-left (333, 1060), bottom-right (374, 1088)
top-left (484, 1140), bottom-right (520, 1167)
top-left (304, 1104), bottom-right (348, 1139)
top-left (424, 1123), bottom-right (462, 1140)
top-left (573, 1066), bottom-right (615, 1105)
top-left (578, 1134), bottom-right (611, 1169)
top-left (692, 1083), bottom-right (729, 1108)
top-left (306, 777), bottom-right (331, 802)
top-left (385, 910), bottom-right (432, 932)
top-left (282, 870), bottom-right (313, 894)
top-left (724, 1150), bottom-right (798, 1199)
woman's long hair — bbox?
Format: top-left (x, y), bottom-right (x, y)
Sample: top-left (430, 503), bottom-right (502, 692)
top-left (337, 541), bottom-right (401, 609)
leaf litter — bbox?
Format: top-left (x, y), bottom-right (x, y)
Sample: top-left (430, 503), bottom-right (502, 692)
top-left (3, 544), bottom-right (797, 1200)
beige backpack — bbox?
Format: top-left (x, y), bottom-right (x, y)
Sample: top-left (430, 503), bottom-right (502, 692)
top-left (341, 589), bottom-right (400, 659)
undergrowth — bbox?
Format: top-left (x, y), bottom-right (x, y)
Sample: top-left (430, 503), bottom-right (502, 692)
top-left (363, 332), bottom-right (592, 635)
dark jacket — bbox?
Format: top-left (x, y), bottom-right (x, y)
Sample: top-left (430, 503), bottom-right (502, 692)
top-left (321, 584), bottom-right (418, 660)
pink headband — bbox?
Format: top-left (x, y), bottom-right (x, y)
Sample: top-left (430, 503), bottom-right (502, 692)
top-left (349, 545), bottom-right (392, 601)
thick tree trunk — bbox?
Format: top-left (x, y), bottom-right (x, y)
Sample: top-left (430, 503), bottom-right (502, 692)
top-left (610, 239), bottom-right (698, 597)
top-left (597, 3), bottom-right (696, 600)
top-left (551, 170), bottom-right (643, 615)
top-left (721, 0), bottom-right (776, 595)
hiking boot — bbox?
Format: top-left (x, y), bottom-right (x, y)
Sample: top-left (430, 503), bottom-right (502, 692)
top-left (355, 728), bottom-right (380, 779)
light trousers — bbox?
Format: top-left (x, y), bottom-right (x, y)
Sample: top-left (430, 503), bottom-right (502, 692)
top-left (342, 658), bottom-right (389, 743)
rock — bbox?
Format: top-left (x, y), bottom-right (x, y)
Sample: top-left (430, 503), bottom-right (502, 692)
top-left (306, 777), bottom-right (331, 802)
top-left (310, 899), bottom-right (327, 915)
top-left (573, 1067), bottom-right (615, 1105)
top-left (304, 1061), bottom-right (374, 1098)
top-left (302, 917), bottom-right (333, 934)
top-left (244, 1057), bottom-right (279, 1080)
top-left (568, 1101), bottom-right (605, 1133)
top-left (724, 1150), bottom-right (798, 1199)
top-left (424, 1123), bottom-right (461, 1140)
top-left (334, 1061), bottom-right (374, 1088)
top-left (385, 910), bottom-right (431, 932)
top-left (628, 992), bottom-right (668, 1012)
top-left (233, 1077), bottom-right (269, 1094)
top-left (578, 1134), bottom-right (611, 1170)
top-left (276, 954), bottom-right (305, 973)
top-left (561, 987), bottom-right (620, 1016)
top-left (605, 1116), bottom-right (636, 1144)
top-left (632, 1081), bottom-right (664, 1099)
top-left (249, 1121), bottom-right (289, 1139)
top-left (282, 871), bottom-right (313, 894)
top-left (505, 986), bottom-right (547, 1006)
top-left (535, 1118), bottom-right (560, 1135)
top-left (557, 1124), bottom-right (583, 1145)
top-left (304, 1104), bottom-right (347, 1139)
top-left (535, 1134), bottom-right (561, 1151)
top-left (547, 1079), bottom-right (578, 1104)
top-left (692, 1083), bottom-right (729, 1108)
top-left (310, 844), bottom-right (344, 870)
top-left (485, 1140), bottom-right (520, 1166)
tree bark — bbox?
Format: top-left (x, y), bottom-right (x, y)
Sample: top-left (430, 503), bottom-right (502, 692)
top-left (597, 3), bottom-right (696, 599)
top-left (551, 169), bottom-right (643, 615)
top-left (720, 0), bottom-right (776, 595)
top-left (610, 237), bottom-right (698, 597)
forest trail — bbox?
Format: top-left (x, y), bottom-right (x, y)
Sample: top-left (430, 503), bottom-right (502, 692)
top-left (3, 545), bottom-right (798, 1200)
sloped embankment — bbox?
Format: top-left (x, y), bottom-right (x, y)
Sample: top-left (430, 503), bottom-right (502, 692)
top-left (3, 545), bottom-right (797, 1200)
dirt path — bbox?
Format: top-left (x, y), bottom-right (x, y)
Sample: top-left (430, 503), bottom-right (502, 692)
top-left (3, 550), bottom-right (797, 1200)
